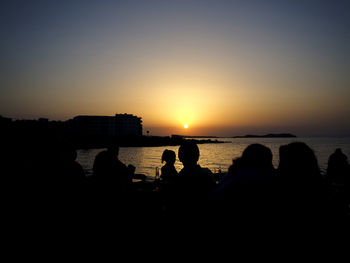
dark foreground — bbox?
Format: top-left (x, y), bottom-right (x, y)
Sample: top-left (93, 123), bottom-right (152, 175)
top-left (1, 122), bottom-right (349, 243)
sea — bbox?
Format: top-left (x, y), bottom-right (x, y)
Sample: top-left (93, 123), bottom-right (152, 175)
top-left (77, 137), bottom-right (350, 180)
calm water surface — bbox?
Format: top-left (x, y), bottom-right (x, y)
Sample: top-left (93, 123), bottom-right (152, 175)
top-left (77, 137), bottom-right (350, 180)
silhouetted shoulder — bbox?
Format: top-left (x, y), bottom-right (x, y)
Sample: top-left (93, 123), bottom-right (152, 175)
top-left (179, 165), bottom-right (213, 177)
top-left (116, 159), bottom-right (128, 171)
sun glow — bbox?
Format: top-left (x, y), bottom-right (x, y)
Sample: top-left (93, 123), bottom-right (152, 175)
top-left (184, 124), bottom-right (188, 129)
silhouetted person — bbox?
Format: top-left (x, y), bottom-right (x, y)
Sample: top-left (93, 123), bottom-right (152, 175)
top-left (57, 142), bottom-right (86, 188)
top-left (277, 142), bottom-right (332, 223)
top-left (278, 142), bottom-right (321, 180)
top-left (44, 141), bottom-right (88, 216)
top-left (91, 145), bottom-right (136, 218)
top-left (327, 148), bottom-right (350, 185)
top-left (166, 141), bottom-right (216, 217)
top-left (231, 143), bottom-right (274, 177)
top-left (160, 149), bottom-right (178, 184)
top-left (326, 148), bottom-right (350, 218)
top-left (92, 145), bottom-right (133, 194)
top-left (210, 144), bottom-right (277, 222)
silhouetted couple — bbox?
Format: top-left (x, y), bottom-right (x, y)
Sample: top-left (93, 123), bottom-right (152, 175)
top-left (211, 142), bottom-right (345, 226)
top-left (163, 141), bottom-right (216, 217)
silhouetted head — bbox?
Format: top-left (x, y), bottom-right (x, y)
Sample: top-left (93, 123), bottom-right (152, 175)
top-left (278, 142), bottom-right (320, 178)
top-left (327, 148), bottom-right (349, 176)
top-left (178, 141), bottom-right (200, 167)
top-left (93, 150), bottom-right (109, 176)
top-left (227, 157), bottom-right (242, 176)
top-left (240, 144), bottom-right (273, 174)
top-left (107, 145), bottom-right (119, 158)
top-left (328, 148), bottom-right (348, 165)
top-left (162, 149), bottom-right (176, 164)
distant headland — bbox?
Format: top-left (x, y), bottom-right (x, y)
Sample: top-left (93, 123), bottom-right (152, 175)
top-left (1, 115), bottom-right (295, 148)
top-left (0, 115), bottom-right (225, 149)
top-left (232, 133), bottom-right (297, 138)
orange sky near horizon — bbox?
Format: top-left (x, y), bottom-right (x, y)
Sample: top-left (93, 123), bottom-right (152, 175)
top-left (3, 54), bottom-right (349, 137)
top-left (1, 1), bottom-right (349, 137)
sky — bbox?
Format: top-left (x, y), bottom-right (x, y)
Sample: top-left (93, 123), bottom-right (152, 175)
top-left (1, 0), bottom-right (350, 136)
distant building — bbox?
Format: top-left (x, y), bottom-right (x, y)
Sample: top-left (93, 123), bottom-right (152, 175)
top-left (69, 116), bottom-right (116, 136)
top-left (115, 113), bottom-right (142, 136)
top-left (68, 114), bottom-right (142, 137)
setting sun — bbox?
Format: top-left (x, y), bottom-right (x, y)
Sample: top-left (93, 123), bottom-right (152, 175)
top-left (184, 124), bottom-right (189, 129)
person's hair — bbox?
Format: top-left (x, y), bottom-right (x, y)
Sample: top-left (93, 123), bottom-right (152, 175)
top-left (107, 145), bottom-right (119, 157)
top-left (162, 149), bottom-right (176, 164)
top-left (327, 148), bottom-right (349, 175)
top-left (278, 142), bottom-right (320, 178)
top-left (241, 143), bottom-right (273, 172)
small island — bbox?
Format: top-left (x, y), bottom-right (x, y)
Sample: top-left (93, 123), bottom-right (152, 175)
top-left (232, 133), bottom-right (297, 138)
